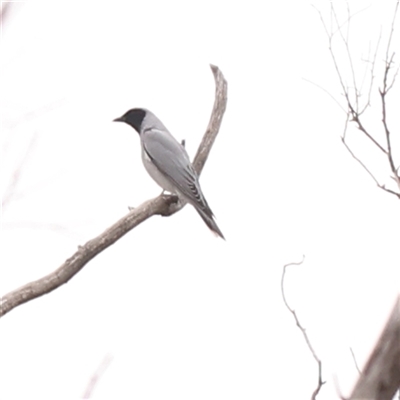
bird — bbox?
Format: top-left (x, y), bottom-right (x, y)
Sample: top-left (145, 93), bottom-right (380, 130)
top-left (113, 108), bottom-right (225, 239)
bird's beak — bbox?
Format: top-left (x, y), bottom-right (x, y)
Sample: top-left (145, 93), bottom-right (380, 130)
top-left (113, 117), bottom-right (124, 122)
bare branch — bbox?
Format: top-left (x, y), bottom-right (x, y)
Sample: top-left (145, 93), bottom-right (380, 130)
top-left (340, 101), bottom-right (398, 198)
top-left (349, 347), bottom-right (361, 375)
top-left (316, 3), bottom-right (400, 197)
top-left (314, 4), bottom-right (387, 154)
top-left (302, 78), bottom-right (347, 113)
top-left (386, 63), bottom-right (400, 93)
top-left (323, 4), bottom-right (371, 39)
top-left (359, 29), bottom-right (381, 115)
top-left (349, 295), bottom-right (400, 400)
top-left (379, 66), bottom-right (399, 189)
top-left (0, 65), bottom-right (228, 318)
top-left (384, 1), bottom-right (399, 64)
top-left (313, 4), bottom-right (400, 398)
top-left (382, 1), bottom-right (400, 95)
top-left (379, 1), bottom-right (400, 193)
top-left (331, 4), bottom-right (359, 112)
top-left (82, 354), bottom-right (113, 399)
top-left (314, 6), bottom-right (350, 106)
top-left (349, 106), bottom-right (387, 154)
top-left (341, 135), bottom-right (400, 199)
top-left (281, 256), bottom-right (325, 399)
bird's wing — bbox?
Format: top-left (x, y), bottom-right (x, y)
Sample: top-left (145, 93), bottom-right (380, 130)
top-left (142, 128), bottom-right (213, 218)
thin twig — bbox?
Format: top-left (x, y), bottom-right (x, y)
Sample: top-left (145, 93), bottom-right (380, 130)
top-left (281, 256), bottom-right (325, 400)
top-left (314, 5), bottom-right (387, 154)
top-left (327, 4), bottom-right (371, 39)
top-left (386, 63), bottom-right (400, 93)
top-left (332, 4), bottom-right (360, 112)
top-left (359, 41), bottom-right (372, 100)
top-left (302, 78), bottom-right (347, 113)
top-left (349, 105), bottom-right (387, 153)
top-left (384, 1), bottom-right (399, 64)
top-left (82, 354), bottom-right (113, 399)
top-left (359, 29), bottom-right (381, 115)
top-left (341, 136), bottom-right (400, 198)
top-left (350, 347), bottom-right (361, 374)
top-left (363, 42), bottom-right (381, 112)
top-left (314, 6), bottom-right (350, 107)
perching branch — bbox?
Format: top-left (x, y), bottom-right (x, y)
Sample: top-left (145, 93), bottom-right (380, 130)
top-left (281, 256), bottom-right (325, 400)
top-left (0, 64), bottom-right (228, 318)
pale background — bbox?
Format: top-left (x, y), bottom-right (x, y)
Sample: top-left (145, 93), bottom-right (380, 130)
top-left (1, 1), bottom-right (399, 399)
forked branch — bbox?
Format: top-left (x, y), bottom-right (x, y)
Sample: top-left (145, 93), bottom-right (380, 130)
top-left (314, 3), bottom-right (400, 198)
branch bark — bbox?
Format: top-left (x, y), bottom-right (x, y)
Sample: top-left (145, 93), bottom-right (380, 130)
top-left (349, 295), bottom-right (400, 400)
top-left (0, 64), bottom-right (228, 318)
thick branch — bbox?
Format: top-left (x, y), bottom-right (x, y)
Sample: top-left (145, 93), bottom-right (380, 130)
top-left (0, 65), bottom-right (228, 318)
top-left (349, 295), bottom-right (400, 400)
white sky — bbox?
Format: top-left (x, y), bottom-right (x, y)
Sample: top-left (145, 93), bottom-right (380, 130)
top-left (1, 1), bottom-right (399, 399)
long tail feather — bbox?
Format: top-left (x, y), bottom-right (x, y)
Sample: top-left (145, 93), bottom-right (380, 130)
top-left (195, 208), bottom-right (225, 240)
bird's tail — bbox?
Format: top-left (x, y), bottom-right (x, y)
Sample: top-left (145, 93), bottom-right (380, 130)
top-left (195, 208), bottom-right (225, 240)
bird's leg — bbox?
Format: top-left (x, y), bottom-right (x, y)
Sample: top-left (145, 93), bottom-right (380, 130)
top-left (181, 139), bottom-right (186, 148)
top-left (159, 192), bottom-right (181, 217)
top-left (160, 190), bottom-right (179, 203)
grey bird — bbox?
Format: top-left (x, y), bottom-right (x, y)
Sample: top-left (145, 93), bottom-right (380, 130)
top-left (113, 108), bottom-right (224, 239)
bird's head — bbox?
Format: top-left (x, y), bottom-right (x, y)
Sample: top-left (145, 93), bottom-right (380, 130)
top-left (113, 108), bottom-right (147, 133)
